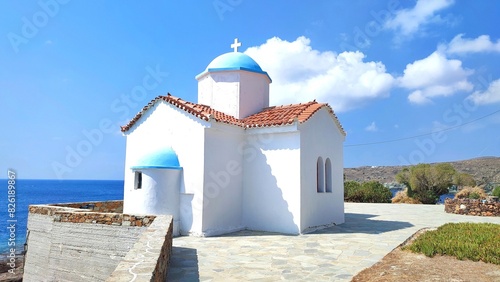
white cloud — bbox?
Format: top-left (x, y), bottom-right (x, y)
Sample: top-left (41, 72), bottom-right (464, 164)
top-left (445, 34), bottom-right (500, 54)
top-left (384, 0), bottom-right (454, 36)
top-left (398, 51), bottom-right (473, 104)
top-left (468, 78), bottom-right (500, 105)
top-left (245, 36), bottom-right (395, 112)
top-left (365, 122), bottom-right (378, 132)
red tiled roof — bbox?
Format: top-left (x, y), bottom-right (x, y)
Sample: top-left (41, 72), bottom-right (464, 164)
top-left (242, 101), bottom-right (324, 127)
top-left (121, 94), bottom-right (345, 135)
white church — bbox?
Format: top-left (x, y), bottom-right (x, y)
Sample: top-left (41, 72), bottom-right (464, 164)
top-left (121, 39), bottom-right (346, 236)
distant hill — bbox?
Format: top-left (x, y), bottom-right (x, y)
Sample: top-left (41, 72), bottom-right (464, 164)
top-left (344, 157), bottom-right (500, 184)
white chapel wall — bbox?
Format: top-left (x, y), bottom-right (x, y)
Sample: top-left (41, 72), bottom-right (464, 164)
top-left (242, 128), bottom-right (302, 234)
top-left (197, 74), bottom-right (214, 105)
top-left (238, 71), bottom-right (270, 118)
top-left (126, 169), bottom-right (181, 235)
top-left (123, 101), bottom-right (207, 235)
top-left (197, 72), bottom-right (240, 117)
top-left (198, 70), bottom-right (270, 119)
top-left (299, 108), bottom-right (345, 232)
top-left (201, 123), bottom-right (245, 236)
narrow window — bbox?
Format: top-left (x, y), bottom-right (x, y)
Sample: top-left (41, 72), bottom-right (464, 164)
top-left (317, 157), bottom-right (324, 193)
top-left (325, 158), bottom-right (332, 193)
top-left (134, 171), bottom-right (142, 190)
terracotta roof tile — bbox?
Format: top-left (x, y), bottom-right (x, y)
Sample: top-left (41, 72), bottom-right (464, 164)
top-left (242, 101), bottom-right (317, 127)
top-left (121, 94), bottom-right (345, 135)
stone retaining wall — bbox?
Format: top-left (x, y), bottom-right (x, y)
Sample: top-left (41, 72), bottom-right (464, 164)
top-left (107, 215), bottom-right (173, 282)
top-left (23, 201), bottom-right (173, 281)
top-left (444, 198), bottom-right (500, 216)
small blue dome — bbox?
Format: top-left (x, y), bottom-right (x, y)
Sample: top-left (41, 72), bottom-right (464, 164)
top-left (207, 52), bottom-right (263, 72)
top-left (196, 52), bottom-right (271, 81)
top-left (131, 147), bottom-right (181, 170)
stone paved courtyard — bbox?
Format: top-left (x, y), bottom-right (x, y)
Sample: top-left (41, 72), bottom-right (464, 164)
top-left (167, 203), bottom-right (500, 281)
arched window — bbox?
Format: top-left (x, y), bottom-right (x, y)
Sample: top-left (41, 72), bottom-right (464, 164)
top-left (325, 158), bottom-right (332, 193)
top-left (316, 157), bottom-right (324, 193)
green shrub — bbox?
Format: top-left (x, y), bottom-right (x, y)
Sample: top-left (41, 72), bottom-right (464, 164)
top-left (404, 223), bottom-right (500, 265)
top-left (344, 181), bottom-right (361, 199)
top-left (396, 163), bottom-right (457, 204)
top-left (414, 190), bottom-right (439, 205)
top-left (361, 181), bottom-right (392, 203)
top-left (469, 192), bottom-right (480, 199)
top-left (493, 186), bottom-right (500, 197)
top-left (344, 181), bottom-right (391, 203)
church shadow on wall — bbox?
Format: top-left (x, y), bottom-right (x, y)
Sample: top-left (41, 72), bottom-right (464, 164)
top-left (241, 136), bottom-right (299, 235)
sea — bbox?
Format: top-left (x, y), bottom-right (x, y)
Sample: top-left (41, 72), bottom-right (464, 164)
top-left (0, 179), bottom-right (123, 255)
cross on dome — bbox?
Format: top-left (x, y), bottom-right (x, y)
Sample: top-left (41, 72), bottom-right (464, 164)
top-left (231, 38), bottom-right (241, 52)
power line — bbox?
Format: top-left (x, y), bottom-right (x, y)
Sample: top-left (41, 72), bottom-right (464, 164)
top-left (344, 109), bottom-right (500, 147)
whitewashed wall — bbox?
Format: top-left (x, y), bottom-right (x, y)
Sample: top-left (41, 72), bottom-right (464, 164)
top-left (123, 101), bottom-right (207, 235)
top-left (201, 123), bottom-right (245, 236)
top-left (242, 127), bottom-right (301, 234)
top-left (198, 72), bottom-right (240, 117)
top-left (238, 71), bottom-right (270, 118)
top-left (125, 169), bottom-right (181, 235)
top-left (299, 108), bottom-right (345, 232)
top-left (197, 70), bottom-right (270, 119)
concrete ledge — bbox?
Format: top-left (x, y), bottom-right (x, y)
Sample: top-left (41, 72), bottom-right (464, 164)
top-left (23, 201), bottom-right (173, 281)
top-left (107, 215), bottom-right (173, 282)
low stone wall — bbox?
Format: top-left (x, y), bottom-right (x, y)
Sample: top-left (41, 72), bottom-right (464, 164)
top-left (51, 200), bottom-right (123, 213)
top-left (107, 215), bottom-right (173, 282)
top-left (444, 198), bottom-right (500, 216)
top-left (23, 201), bottom-right (173, 281)
top-left (29, 203), bottom-right (155, 227)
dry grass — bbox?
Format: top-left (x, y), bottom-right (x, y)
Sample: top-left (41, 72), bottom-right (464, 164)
top-left (391, 189), bottom-right (422, 204)
top-left (352, 247), bottom-right (500, 282)
top-left (455, 186), bottom-right (488, 199)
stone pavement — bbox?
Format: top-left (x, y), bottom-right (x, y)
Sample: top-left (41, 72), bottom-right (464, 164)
top-left (167, 203), bottom-right (500, 281)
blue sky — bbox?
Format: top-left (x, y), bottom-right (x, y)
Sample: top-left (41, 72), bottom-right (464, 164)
top-left (1, 0), bottom-right (499, 180)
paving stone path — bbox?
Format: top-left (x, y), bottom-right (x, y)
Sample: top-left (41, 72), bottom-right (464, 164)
top-left (168, 203), bottom-right (500, 281)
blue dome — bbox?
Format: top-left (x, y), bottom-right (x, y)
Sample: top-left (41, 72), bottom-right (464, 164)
top-left (196, 52), bottom-right (271, 81)
top-left (131, 147), bottom-right (181, 170)
top-left (207, 52), bottom-right (263, 72)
